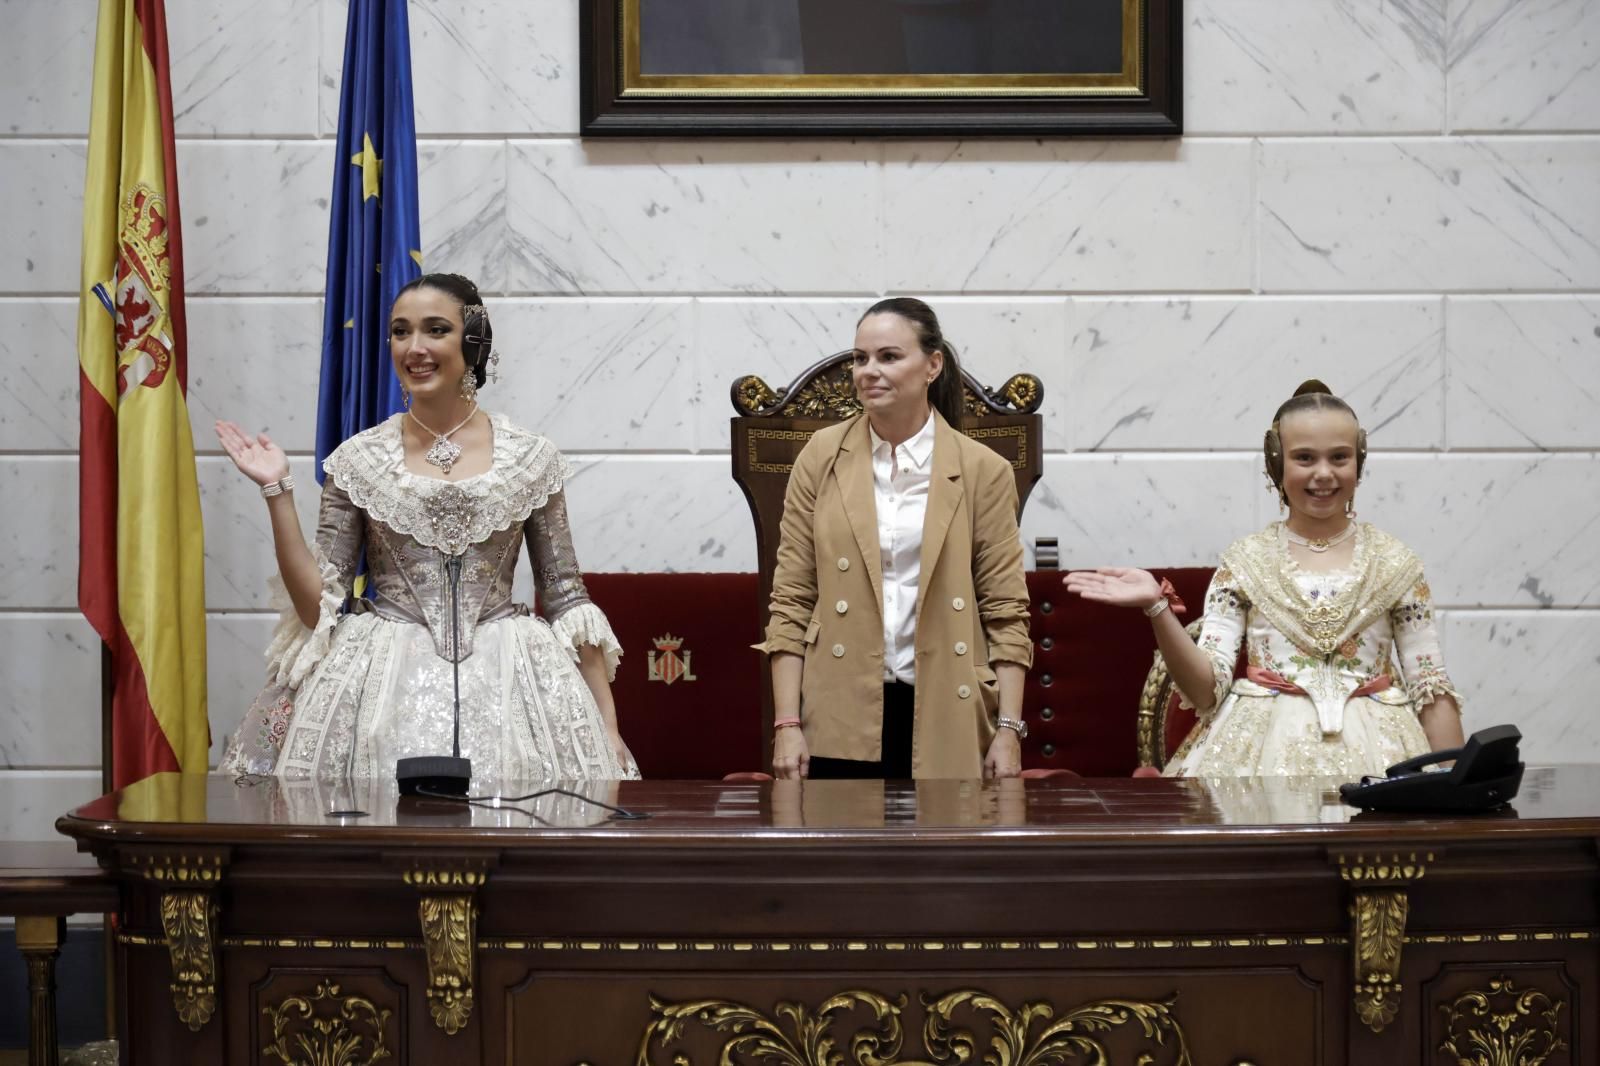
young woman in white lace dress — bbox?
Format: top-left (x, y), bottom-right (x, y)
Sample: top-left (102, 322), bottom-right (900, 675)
top-left (1065, 380), bottom-right (1466, 778)
top-left (216, 273), bottom-right (637, 784)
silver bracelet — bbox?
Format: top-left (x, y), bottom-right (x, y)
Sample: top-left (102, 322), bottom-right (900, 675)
top-left (996, 715), bottom-right (1028, 740)
top-left (260, 474), bottom-right (295, 499)
top-left (1142, 597), bottom-right (1170, 619)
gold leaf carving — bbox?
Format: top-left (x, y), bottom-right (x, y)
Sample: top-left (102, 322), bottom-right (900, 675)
top-left (418, 895), bottom-right (476, 1034)
top-left (732, 375), bottom-right (782, 415)
top-left (262, 979), bottom-right (392, 1066)
top-left (159, 890), bottom-right (218, 1031)
top-left (1350, 889), bottom-right (1408, 1034)
top-left (635, 988), bottom-right (1192, 1065)
top-left (1438, 975), bottom-right (1567, 1066)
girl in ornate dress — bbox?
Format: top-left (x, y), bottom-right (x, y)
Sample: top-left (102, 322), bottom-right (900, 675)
top-left (1065, 380), bottom-right (1465, 777)
top-left (216, 273), bottom-right (637, 784)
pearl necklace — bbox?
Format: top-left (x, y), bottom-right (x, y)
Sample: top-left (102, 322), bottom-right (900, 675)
top-left (1284, 522), bottom-right (1355, 553)
top-left (407, 404), bottom-right (478, 475)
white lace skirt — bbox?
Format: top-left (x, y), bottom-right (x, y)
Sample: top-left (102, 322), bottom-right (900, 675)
top-left (1164, 690), bottom-right (1429, 779)
top-left (223, 613), bottom-right (639, 786)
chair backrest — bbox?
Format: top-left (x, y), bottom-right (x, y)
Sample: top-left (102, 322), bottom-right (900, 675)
top-left (1136, 611), bottom-right (1248, 771)
top-left (731, 351), bottom-right (1045, 765)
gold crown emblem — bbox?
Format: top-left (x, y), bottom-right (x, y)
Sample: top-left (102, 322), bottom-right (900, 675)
top-left (652, 633), bottom-right (683, 651)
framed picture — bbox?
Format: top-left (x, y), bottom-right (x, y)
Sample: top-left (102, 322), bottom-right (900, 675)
top-left (580, 0), bottom-right (1180, 137)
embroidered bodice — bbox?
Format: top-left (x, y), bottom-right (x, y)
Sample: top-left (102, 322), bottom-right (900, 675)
top-left (1190, 523), bottom-right (1461, 733)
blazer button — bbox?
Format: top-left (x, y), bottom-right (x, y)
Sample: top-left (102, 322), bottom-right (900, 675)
top-left (837, 557), bottom-right (850, 571)
top-left (952, 596), bottom-right (966, 611)
top-left (835, 599), bottom-right (848, 614)
top-left (831, 643), bottom-right (846, 658)
top-left (953, 641), bottom-right (968, 655)
top-left (957, 684), bottom-right (972, 699)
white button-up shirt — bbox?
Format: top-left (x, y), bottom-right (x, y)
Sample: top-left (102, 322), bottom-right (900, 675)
top-left (870, 413), bottom-right (935, 683)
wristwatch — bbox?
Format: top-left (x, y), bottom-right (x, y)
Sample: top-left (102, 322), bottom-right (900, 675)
top-left (996, 716), bottom-right (1028, 740)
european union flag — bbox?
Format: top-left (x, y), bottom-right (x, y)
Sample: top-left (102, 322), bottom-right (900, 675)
top-left (316, 0), bottom-right (422, 480)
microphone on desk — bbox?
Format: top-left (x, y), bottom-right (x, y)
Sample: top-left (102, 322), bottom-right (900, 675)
top-left (397, 553), bottom-right (472, 797)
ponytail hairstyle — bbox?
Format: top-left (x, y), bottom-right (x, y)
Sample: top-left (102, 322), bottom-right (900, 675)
top-left (858, 297), bottom-right (965, 429)
top-left (394, 272), bottom-right (494, 388)
top-left (1263, 379), bottom-right (1368, 506)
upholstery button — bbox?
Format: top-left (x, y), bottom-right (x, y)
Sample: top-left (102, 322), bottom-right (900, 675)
top-left (835, 599), bottom-right (848, 614)
top-left (952, 597), bottom-right (966, 611)
top-left (957, 685), bottom-right (972, 699)
top-left (1040, 707), bottom-right (1054, 721)
top-left (954, 641), bottom-right (968, 655)
top-left (1040, 602), bottom-right (1053, 614)
top-left (837, 557), bottom-right (850, 571)
top-left (1040, 636), bottom-right (1054, 651)
top-left (1042, 743), bottom-right (1056, 757)
top-left (1040, 673), bottom-right (1053, 687)
top-left (831, 643), bottom-right (845, 658)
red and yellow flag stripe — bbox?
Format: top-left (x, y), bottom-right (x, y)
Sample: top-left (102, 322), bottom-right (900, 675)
top-left (78, 0), bottom-right (208, 788)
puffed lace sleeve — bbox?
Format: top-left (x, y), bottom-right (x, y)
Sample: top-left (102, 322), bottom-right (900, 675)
top-left (526, 488), bottom-right (622, 681)
top-left (1181, 566), bottom-right (1248, 713)
top-left (263, 475), bottom-right (364, 689)
top-left (1390, 572), bottom-right (1464, 713)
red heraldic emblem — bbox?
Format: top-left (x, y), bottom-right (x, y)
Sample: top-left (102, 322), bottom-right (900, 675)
top-left (111, 184), bottom-right (174, 398)
top-left (647, 633), bottom-right (697, 685)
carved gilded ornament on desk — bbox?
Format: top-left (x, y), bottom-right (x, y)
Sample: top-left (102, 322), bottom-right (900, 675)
top-left (1437, 975), bottom-right (1567, 1066)
top-left (160, 890), bottom-right (219, 1031)
top-left (262, 980), bottom-right (392, 1066)
top-left (1335, 851), bottom-right (1432, 1035)
top-left (403, 866), bottom-right (485, 1035)
top-left (636, 988), bottom-right (1192, 1066)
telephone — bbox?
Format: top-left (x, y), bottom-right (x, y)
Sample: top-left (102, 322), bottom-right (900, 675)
top-left (1338, 724), bottom-right (1524, 813)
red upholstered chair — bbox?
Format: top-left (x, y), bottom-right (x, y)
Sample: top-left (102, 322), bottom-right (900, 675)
top-left (1020, 569), bottom-right (1217, 777)
top-left (584, 573), bottom-right (764, 779)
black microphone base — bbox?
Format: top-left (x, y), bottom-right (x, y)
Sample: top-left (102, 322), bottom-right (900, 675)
top-left (396, 755), bottom-right (471, 797)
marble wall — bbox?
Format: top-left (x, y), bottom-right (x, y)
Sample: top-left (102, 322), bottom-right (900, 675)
top-left (2, 0), bottom-right (1598, 832)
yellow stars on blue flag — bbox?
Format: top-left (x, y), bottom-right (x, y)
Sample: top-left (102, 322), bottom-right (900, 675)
top-left (351, 132), bottom-right (382, 201)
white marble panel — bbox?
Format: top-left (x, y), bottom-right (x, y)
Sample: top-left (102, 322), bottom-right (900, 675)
top-left (1448, 0), bottom-right (1600, 132)
top-left (1445, 296), bottom-right (1600, 449)
top-left (0, 141), bottom-right (88, 292)
top-left (417, 141), bottom-right (509, 293)
top-left (0, 771), bottom-right (105, 841)
top-left (318, 0), bottom-right (580, 137)
top-left (504, 141), bottom-right (882, 296)
top-left (167, 0), bottom-right (320, 136)
top-left (1323, 454), bottom-right (1600, 609)
top-left (206, 611), bottom-right (276, 765)
top-left (0, 615), bottom-right (101, 768)
top-left (0, 0), bottom-right (98, 135)
top-left (562, 456), bottom-right (755, 572)
top-left (1442, 610), bottom-right (1600, 763)
top-left (1186, 0), bottom-right (1446, 135)
top-left (1022, 454), bottom-right (1261, 571)
top-left (1259, 137), bottom-right (1600, 292)
top-left (178, 141), bottom-right (332, 294)
top-left (0, 457), bottom-right (77, 609)
top-left (883, 140), bottom-right (1254, 294)
top-left (492, 299), bottom-right (694, 452)
top-left (1067, 297), bottom-right (1445, 450)
top-left (694, 298), bottom-right (1071, 453)
top-left (186, 298), bottom-right (325, 455)
top-left (197, 453), bottom-right (318, 612)
top-left (0, 299), bottom-right (79, 452)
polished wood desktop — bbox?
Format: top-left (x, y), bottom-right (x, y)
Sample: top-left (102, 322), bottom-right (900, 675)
top-left (58, 770), bottom-right (1599, 1065)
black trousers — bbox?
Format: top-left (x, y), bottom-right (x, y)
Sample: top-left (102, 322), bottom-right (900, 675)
top-left (807, 682), bottom-right (914, 780)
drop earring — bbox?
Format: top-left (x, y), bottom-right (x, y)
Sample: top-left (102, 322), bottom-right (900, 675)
top-left (460, 372), bottom-right (477, 403)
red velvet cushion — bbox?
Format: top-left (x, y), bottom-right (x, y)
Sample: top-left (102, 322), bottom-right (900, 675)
top-left (1021, 569), bottom-right (1216, 777)
top-left (583, 573), bottom-right (763, 780)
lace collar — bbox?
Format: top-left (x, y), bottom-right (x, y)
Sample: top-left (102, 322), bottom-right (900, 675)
top-left (323, 412), bottom-right (571, 555)
top-left (1221, 521), bottom-right (1423, 659)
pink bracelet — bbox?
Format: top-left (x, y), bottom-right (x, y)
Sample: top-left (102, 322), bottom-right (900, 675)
top-left (773, 717), bottom-right (801, 730)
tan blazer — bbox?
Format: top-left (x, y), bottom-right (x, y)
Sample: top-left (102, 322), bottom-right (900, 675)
top-left (756, 411), bottom-right (1033, 778)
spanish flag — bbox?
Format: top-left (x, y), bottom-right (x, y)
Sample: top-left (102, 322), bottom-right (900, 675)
top-left (78, 0), bottom-right (208, 788)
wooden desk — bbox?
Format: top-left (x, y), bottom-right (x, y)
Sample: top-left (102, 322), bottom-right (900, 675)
top-left (1, 843), bottom-right (116, 1066)
top-left (58, 771), bottom-right (1600, 1065)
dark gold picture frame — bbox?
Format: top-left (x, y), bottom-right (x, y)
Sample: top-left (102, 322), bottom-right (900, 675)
top-left (580, 0), bottom-right (1180, 137)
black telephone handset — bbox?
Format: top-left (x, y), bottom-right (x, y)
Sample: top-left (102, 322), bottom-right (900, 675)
top-left (1339, 724), bottom-right (1524, 813)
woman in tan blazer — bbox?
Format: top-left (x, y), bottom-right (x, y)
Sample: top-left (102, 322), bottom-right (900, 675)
top-left (755, 299), bottom-right (1033, 780)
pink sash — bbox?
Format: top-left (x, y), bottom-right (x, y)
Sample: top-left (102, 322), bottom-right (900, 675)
top-left (1246, 665), bottom-right (1392, 699)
